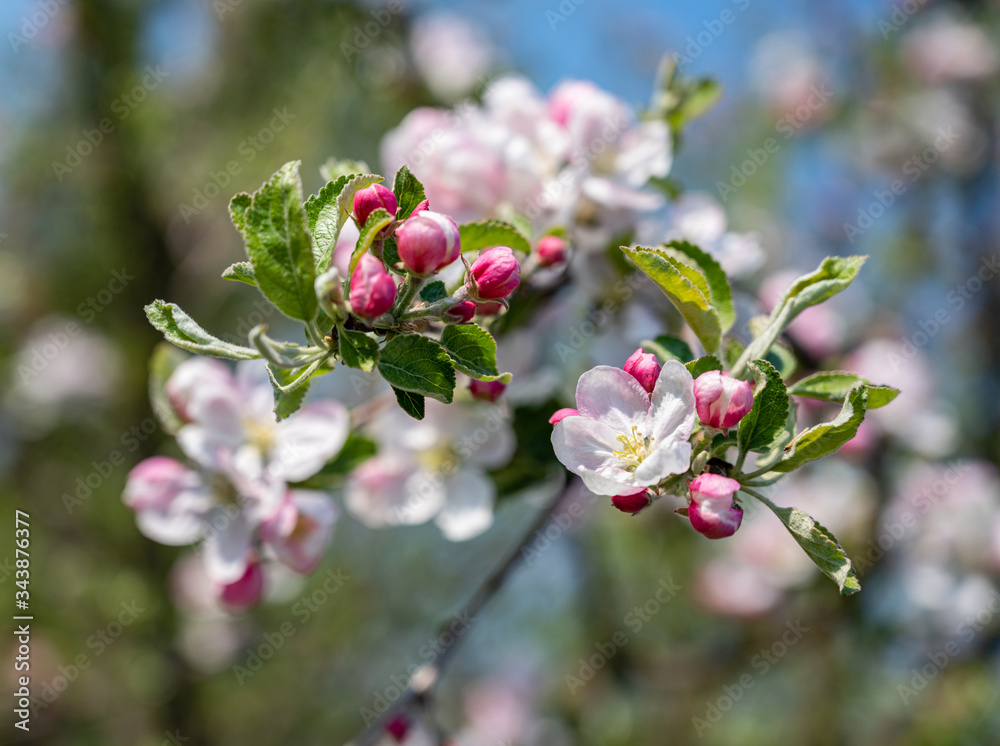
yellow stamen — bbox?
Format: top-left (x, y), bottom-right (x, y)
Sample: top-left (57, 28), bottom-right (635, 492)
top-left (612, 425), bottom-right (653, 472)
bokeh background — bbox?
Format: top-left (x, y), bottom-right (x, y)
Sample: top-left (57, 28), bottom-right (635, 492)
top-left (2, 0), bottom-right (999, 744)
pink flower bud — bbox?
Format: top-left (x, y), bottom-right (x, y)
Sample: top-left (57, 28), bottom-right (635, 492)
top-left (476, 301), bottom-right (504, 316)
top-left (444, 300), bottom-right (475, 324)
top-left (350, 254), bottom-right (397, 319)
top-left (548, 407), bottom-right (578, 424)
top-left (536, 235), bottom-right (567, 267)
top-left (688, 474), bottom-right (743, 539)
top-left (410, 199), bottom-right (430, 215)
top-left (394, 210), bottom-right (461, 275)
top-left (611, 491), bottom-right (650, 514)
top-left (353, 183), bottom-right (397, 226)
top-left (219, 561), bottom-right (265, 609)
top-left (468, 246), bottom-right (521, 300)
top-left (623, 348), bottom-right (661, 394)
top-left (469, 379), bottom-right (506, 402)
top-left (693, 371), bottom-right (754, 429)
top-left (385, 713), bottom-right (410, 743)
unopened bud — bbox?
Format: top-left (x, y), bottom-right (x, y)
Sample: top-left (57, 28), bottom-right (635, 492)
top-left (394, 210), bottom-right (461, 275)
top-left (611, 491), bottom-right (650, 514)
top-left (353, 183), bottom-right (397, 226)
top-left (467, 246), bottom-right (521, 300)
top-left (623, 348), bottom-right (661, 393)
top-left (350, 253), bottom-right (397, 319)
top-left (687, 474), bottom-right (743, 539)
top-left (536, 235), bottom-right (568, 267)
top-left (469, 379), bottom-right (506, 402)
top-left (693, 371), bottom-right (754, 430)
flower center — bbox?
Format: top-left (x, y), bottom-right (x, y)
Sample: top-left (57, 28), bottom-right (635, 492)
top-left (612, 426), bottom-right (653, 472)
top-left (418, 442), bottom-right (460, 475)
top-left (245, 419), bottom-right (276, 455)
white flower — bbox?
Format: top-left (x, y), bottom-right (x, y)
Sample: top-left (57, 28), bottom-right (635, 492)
top-left (551, 362), bottom-right (695, 496)
top-left (345, 399), bottom-right (515, 541)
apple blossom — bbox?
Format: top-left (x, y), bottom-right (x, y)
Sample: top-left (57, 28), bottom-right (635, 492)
top-left (352, 183), bottom-right (397, 226)
top-left (611, 492), bottom-right (650, 514)
top-left (693, 370), bottom-right (754, 430)
top-left (394, 210), bottom-right (461, 275)
top-left (219, 560), bottom-right (265, 610)
top-left (688, 474), bottom-right (743, 539)
top-left (551, 362), bottom-right (696, 496)
top-left (536, 234), bottom-right (567, 267)
top-left (623, 347), bottom-right (661, 394)
top-left (468, 246), bottom-right (521, 300)
top-left (548, 408), bottom-right (578, 425)
top-left (350, 253), bottom-right (397, 319)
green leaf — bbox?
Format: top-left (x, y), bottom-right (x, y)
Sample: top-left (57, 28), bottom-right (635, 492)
top-left (243, 161), bottom-right (318, 321)
top-left (748, 491), bottom-right (861, 596)
top-left (381, 236), bottom-right (405, 275)
top-left (661, 240), bottom-right (735, 332)
top-left (685, 355), bottom-right (722, 379)
top-left (267, 364), bottom-right (312, 420)
top-left (764, 342), bottom-right (797, 379)
top-left (642, 334), bottom-right (695, 364)
top-left (392, 165), bottom-right (426, 221)
top-left (440, 324), bottom-right (511, 383)
top-left (338, 329), bottom-right (379, 372)
top-left (305, 174), bottom-right (351, 271)
top-left (349, 208), bottom-right (394, 274)
top-left (623, 246), bottom-right (722, 355)
top-left (229, 193), bottom-right (252, 235)
top-left (145, 300), bottom-right (260, 360)
top-left (222, 261), bottom-right (256, 286)
top-left (419, 280), bottom-right (448, 304)
top-left (459, 219), bottom-right (532, 256)
top-left (377, 335), bottom-right (456, 403)
top-left (292, 434), bottom-right (378, 487)
top-left (789, 371), bottom-right (900, 410)
top-left (738, 359), bottom-right (790, 454)
top-left (733, 256), bottom-right (867, 377)
top-left (337, 173), bottom-right (383, 236)
top-left (249, 325), bottom-right (328, 368)
top-left (148, 342), bottom-right (188, 435)
top-left (771, 386), bottom-right (868, 473)
top-left (392, 386), bottom-right (425, 420)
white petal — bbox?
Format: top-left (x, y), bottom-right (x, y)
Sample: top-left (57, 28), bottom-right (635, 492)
top-left (647, 360), bottom-right (696, 444)
top-left (185, 385), bottom-right (245, 448)
top-left (134, 483), bottom-right (213, 546)
top-left (265, 491), bottom-right (338, 574)
top-left (633, 438), bottom-right (692, 485)
top-left (344, 458), bottom-right (435, 528)
top-left (577, 466), bottom-right (645, 497)
top-left (551, 415), bottom-right (622, 475)
top-left (399, 468), bottom-right (448, 525)
top-left (271, 400), bottom-right (350, 482)
top-left (435, 469), bottom-right (495, 541)
top-left (203, 512), bottom-right (252, 584)
top-left (235, 360), bottom-right (277, 425)
top-left (575, 365), bottom-right (650, 434)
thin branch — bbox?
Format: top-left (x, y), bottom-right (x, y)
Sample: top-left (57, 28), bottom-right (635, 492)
top-left (345, 488), bottom-right (566, 746)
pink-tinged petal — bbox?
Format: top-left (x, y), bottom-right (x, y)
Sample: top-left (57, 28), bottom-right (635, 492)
top-left (271, 400), bottom-right (350, 482)
top-left (552, 415), bottom-right (625, 476)
top-left (647, 360), bottom-right (696, 444)
top-left (124, 457), bottom-right (213, 546)
top-left (204, 512), bottom-right (253, 584)
top-left (218, 561), bottom-right (265, 610)
top-left (165, 358), bottom-right (233, 421)
top-left (577, 466), bottom-right (645, 497)
top-left (261, 491), bottom-right (338, 574)
top-left (345, 458), bottom-right (438, 528)
top-left (435, 469), bottom-right (495, 541)
top-left (611, 492), bottom-right (650, 513)
top-left (688, 474), bottom-right (743, 539)
top-left (176, 425), bottom-right (230, 473)
top-left (184, 386), bottom-right (245, 449)
top-left (633, 438), bottom-right (692, 485)
top-left (548, 407), bottom-right (578, 425)
top-left (574, 365), bottom-right (650, 433)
